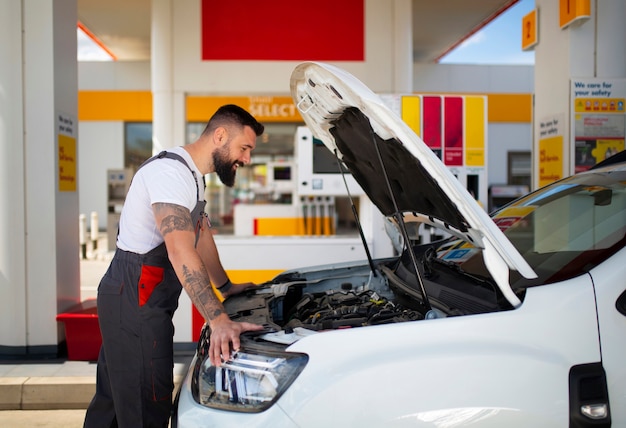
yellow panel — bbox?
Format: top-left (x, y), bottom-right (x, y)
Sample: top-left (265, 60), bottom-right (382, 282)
top-left (58, 135), bottom-right (77, 191)
top-left (186, 96), bottom-right (248, 122)
top-left (560, 0), bottom-right (591, 29)
top-left (78, 91), bottom-right (152, 121)
top-left (255, 217), bottom-right (337, 236)
top-left (255, 218), bottom-right (302, 236)
top-left (187, 95), bottom-right (302, 123)
top-left (486, 94), bottom-right (532, 123)
top-left (521, 9), bottom-right (538, 51)
top-left (78, 92), bottom-right (304, 123)
top-left (401, 95), bottom-right (421, 136)
top-left (538, 135), bottom-right (564, 187)
top-left (465, 96), bottom-right (485, 167)
top-left (465, 150), bottom-right (485, 167)
top-left (79, 91), bottom-right (531, 124)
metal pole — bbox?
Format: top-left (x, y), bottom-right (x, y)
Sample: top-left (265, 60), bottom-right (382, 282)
top-left (79, 214), bottom-right (87, 260)
top-left (90, 211), bottom-right (99, 252)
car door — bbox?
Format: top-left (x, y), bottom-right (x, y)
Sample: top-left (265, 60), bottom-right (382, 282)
top-left (590, 246), bottom-right (626, 426)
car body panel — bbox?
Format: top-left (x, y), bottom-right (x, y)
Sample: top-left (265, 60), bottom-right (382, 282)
top-left (176, 273), bottom-right (601, 427)
top-left (290, 62), bottom-right (536, 307)
top-left (590, 246), bottom-right (626, 423)
top-left (175, 63), bottom-right (626, 427)
top-left (279, 275), bottom-right (600, 427)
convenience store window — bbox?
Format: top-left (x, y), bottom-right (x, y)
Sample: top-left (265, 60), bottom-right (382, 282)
top-left (124, 122), bottom-right (153, 173)
top-left (186, 122), bottom-right (298, 234)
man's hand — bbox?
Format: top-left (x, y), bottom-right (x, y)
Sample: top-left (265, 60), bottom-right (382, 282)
top-left (218, 281), bottom-right (257, 300)
top-left (208, 314), bottom-right (264, 366)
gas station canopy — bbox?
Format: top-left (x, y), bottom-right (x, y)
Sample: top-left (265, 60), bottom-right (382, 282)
top-left (77, 0), bottom-right (520, 62)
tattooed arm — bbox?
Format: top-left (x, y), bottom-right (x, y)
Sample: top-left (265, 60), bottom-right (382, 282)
top-left (153, 202), bottom-right (262, 366)
top-left (194, 213), bottom-right (257, 299)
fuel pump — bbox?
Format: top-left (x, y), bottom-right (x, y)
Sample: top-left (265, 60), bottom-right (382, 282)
top-left (295, 126), bottom-right (367, 236)
top-left (381, 93), bottom-right (489, 242)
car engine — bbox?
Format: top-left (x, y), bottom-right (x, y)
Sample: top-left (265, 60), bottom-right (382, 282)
top-left (222, 240), bottom-right (512, 347)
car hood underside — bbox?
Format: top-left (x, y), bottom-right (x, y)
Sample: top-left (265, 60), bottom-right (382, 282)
top-left (289, 62), bottom-right (537, 307)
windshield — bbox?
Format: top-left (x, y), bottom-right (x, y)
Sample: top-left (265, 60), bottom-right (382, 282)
top-left (437, 168), bottom-right (626, 289)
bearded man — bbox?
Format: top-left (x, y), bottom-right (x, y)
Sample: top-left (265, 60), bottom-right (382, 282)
top-left (84, 104), bottom-right (265, 428)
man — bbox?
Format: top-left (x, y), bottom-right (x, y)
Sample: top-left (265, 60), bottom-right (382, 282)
top-left (84, 104), bottom-right (265, 428)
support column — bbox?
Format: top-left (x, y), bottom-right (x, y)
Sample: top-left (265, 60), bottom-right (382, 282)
top-left (0, 0), bottom-right (28, 355)
top-left (533, 0), bottom-right (626, 187)
top-left (0, 0), bottom-right (79, 356)
top-left (152, 0), bottom-right (179, 152)
top-left (152, 0), bottom-right (194, 343)
top-left (392, 0), bottom-right (413, 93)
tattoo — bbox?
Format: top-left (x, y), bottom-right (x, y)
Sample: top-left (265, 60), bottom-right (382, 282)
top-left (181, 264), bottom-right (223, 321)
top-left (154, 203), bottom-right (193, 237)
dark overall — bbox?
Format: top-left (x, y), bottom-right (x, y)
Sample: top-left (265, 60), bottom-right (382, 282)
top-left (84, 152), bottom-right (205, 428)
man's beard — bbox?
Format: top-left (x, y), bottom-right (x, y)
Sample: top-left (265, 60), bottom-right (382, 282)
top-left (213, 145), bottom-right (239, 187)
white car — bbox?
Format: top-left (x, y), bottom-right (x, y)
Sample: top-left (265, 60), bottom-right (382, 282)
top-left (174, 62), bottom-right (625, 427)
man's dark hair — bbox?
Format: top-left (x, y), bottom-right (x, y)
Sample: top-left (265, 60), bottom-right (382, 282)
top-left (202, 104), bottom-right (264, 137)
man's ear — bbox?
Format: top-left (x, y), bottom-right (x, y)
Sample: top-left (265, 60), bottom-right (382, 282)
top-left (214, 127), bottom-right (228, 147)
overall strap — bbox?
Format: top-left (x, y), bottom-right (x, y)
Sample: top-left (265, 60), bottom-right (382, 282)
top-left (148, 151), bottom-right (208, 248)
top-left (141, 150), bottom-right (205, 198)
top-left (117, 151), bottom-right (207, 246)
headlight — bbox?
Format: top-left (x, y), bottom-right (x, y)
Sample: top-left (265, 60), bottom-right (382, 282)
top-left (192, 347), bottom-right (308, 412)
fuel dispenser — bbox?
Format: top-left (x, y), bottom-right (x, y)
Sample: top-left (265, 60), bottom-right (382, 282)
top-left (106, 168), bottom-right (132, 251)
top-left (381, 93), bottom-right (489, 242)
top-left (295, 126), bottom-right (366, 236)
top-left (295, 126), bottom-right (364, 198)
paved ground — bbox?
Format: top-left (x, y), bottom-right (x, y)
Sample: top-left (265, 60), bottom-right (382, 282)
top-left (0, 409), bottom-right (87, 427)
top-left (0, 408), bottom-right (178, 427)
top-left (0, 237), bottom-right (192, 416)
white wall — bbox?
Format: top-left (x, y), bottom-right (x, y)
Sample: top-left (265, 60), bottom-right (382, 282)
top-left (596, 1), bottom-right (626, 77)
top-left (413, 63), bottom-right (534, 93)
top-left (171, 0), bottom-right (398, 94)
top-left (78, 61), bottom-right (151, 90)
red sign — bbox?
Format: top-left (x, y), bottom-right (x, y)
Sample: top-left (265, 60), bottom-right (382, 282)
top-left (444, 97), bottom-right (463, 166)
top-left (423, 96), bottom-right (442, 158)
top-left (201, 0), bottom-right (364, 61)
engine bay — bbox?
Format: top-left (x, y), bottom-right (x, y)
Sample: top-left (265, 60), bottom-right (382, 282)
top-left (222, 240), bottom-right (514, 348)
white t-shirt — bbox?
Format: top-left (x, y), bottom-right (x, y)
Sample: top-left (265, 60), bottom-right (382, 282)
top-left (116, 147), bottom-right (204, 254)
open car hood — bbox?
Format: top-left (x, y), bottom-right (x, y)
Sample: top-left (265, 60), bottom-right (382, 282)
top-left (290, 62), bottom-right (536, 308)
